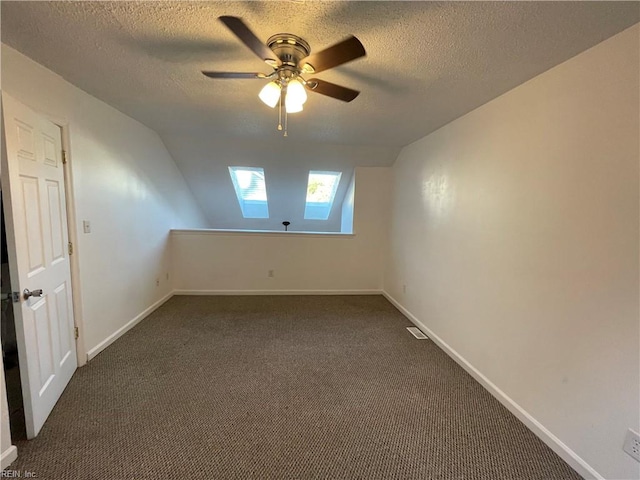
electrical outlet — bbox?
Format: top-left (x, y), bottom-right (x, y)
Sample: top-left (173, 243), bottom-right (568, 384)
top-left (623, 429), bottom-right (640, 462)
top-left (155, 278), bottom-right (160, 287)
top-left (268, 270), bottom-right (275, 278)
top-left (402, 284), bottom-right (407, 294)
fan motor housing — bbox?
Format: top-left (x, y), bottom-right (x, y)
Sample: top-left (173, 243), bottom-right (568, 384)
top-left (267, 34), bottom-right (311, 68)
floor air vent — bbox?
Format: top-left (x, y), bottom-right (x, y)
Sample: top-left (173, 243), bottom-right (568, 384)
top-left (406, 327), bottom-right (428, 339)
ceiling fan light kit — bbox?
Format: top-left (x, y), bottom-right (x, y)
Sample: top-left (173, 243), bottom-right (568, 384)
top-left (202, 16), bottom-right (366, 136)
top-left (284, 79), bottom-right (307, 109)
top-left (258, 81), bottom-right (281, 108)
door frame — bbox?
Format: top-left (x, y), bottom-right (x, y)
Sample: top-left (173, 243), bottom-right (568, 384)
top-left (57, 120), bottom-right (86, 367)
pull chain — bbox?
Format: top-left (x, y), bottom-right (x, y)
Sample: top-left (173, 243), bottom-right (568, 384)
top-left (277, 91), bottom-right (283, 131)
top-left (284, 110), bottom-right (288, 137)
top-left (282, 85), bottom-right (287, 137)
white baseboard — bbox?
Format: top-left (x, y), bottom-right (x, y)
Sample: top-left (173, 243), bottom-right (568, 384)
top-left (86, 291), bottom-right (174, 361)
top-left (173, 289), bottom-right (383, 296)
top-left (1, 445), bottom-right (17, 470)
top-left (382, 291), bottom-right (602, 480)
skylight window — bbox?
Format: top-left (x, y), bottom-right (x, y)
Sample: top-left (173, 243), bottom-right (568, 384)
top-left (228, 167), bottom-right (269, 218)
top-left (304, 171), bottom-right (342, 220)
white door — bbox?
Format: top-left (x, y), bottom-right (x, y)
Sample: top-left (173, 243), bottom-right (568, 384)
top-left (1, 93), bottom-right (77, 438)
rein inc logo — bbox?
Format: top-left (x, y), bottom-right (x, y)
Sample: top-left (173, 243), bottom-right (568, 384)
top-left (1, 470), bottom-right (37, 478)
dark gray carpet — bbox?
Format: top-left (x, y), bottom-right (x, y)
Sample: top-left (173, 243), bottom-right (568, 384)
top-left (6, 295), bottom-right (581, 479)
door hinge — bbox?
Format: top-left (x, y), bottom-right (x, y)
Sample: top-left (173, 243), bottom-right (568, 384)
top-left (74, 327), bottom-right (79, 340)
top-left (62, 150), bottom-right (68, 164)
top-left (10, 292), bottom-right (20, 303)
top-left (68, 242), bottom-right (73, 255)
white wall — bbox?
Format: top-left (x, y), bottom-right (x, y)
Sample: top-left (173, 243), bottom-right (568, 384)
top-left (162, 132), bottom-right (400, 232)
top-left (385, 25), bottom-right (639, 480)
top-left (340, 172), bottom-right (355, 234)
top-left (0, 44), bottom-right (208, 356)
top-left (172, 167), bottom-right (389, 293)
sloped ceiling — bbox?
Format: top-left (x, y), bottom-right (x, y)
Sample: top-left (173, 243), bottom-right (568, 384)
top-left (2, 2), bottom-right (638, 230)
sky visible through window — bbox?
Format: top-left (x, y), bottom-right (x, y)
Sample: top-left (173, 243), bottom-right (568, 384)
top-left (228, 166), bottom-right (269, 218)
top-left (304, 171), bottom-right (342, 220)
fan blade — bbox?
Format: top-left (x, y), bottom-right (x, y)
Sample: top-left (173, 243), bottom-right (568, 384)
top-left (219, 16), bottom-right (278, 65)
top-left (306, 79), bottom-right (360, 102)
top-left (300, 36), bottom-right (366, 74)
top-left (202, 71), bottom-right (266, 79)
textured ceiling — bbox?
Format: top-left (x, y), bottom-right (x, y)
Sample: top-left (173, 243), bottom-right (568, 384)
top-left (2, 1), bottom-right (638, 229)
top-left (2, 1), bottom-right (638, 148)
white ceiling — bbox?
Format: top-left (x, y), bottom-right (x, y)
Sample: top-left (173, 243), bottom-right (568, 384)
top-left (2, 1), bottom-right (638, 229)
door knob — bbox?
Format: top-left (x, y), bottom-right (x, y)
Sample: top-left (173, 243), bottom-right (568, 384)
top-left (23, 289), bottom-right (43, 300)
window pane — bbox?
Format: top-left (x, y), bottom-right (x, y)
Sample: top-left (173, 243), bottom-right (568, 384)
top-left (304, 171), bottom-right (342, 220)
top-left (228, 167), bottom-right (269, 218)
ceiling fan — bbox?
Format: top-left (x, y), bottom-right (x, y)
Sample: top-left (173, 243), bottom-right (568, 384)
top-left (202, 16), bottom-right (366, 135)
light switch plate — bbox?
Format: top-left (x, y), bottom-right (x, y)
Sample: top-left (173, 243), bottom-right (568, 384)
top-left (83, 220), bottom-right (91, 234)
